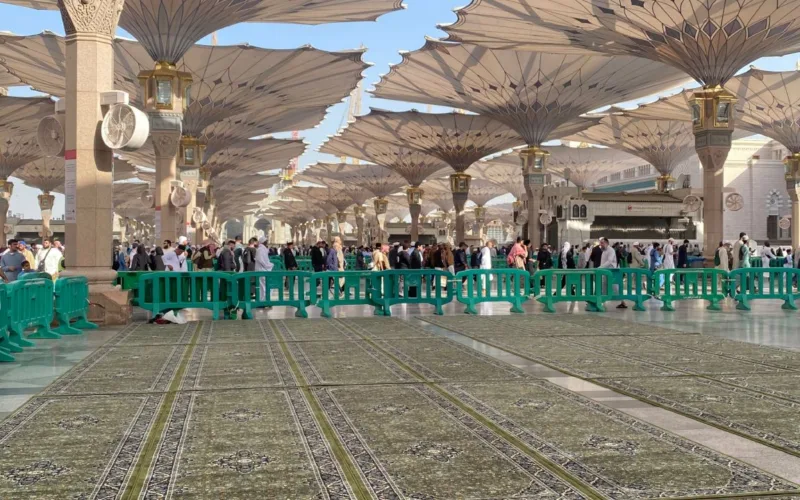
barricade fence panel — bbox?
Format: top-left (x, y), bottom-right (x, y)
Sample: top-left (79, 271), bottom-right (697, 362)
top-left (109, 268), bottom-right (800, 321)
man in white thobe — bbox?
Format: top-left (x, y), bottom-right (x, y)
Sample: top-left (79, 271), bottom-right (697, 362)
top-left (162, 245), bottom-right (187, 272)
top-left (479, 240), bottom-right (494, 292)
top-left (663, 239), bottom-right (676, 270)
top-left (254, 237), bottom-right (273, 301)
top-left (35, 239), bottom-right (63, 279)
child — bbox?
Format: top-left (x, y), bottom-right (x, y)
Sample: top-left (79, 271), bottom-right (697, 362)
top-left (17, 260), bottom-right (32, 278)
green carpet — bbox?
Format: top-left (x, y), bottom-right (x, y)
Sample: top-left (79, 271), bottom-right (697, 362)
top-left (1, 318), bottom-right (798, 499)
top-left (421, 314), bottom-right (697, 337)
top-left (419, 315), bottom-right (800, 459)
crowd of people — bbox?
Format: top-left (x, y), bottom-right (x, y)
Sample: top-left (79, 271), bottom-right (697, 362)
top-left (0, 238), bottom-right (64, 282)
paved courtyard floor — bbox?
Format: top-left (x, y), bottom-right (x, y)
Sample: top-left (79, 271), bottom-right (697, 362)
top-left (2, 297), bottom-right (800, 498)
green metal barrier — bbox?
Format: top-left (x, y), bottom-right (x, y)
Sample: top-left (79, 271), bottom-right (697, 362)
top-left (20, 272), bottom-right (54, 281)
top-left (535, 269), bottom-right (613, 313)
top-left (491, 257), bottom-right (509, 269)
top-left (229, 271), bottom-right (313, 319)
top-left (652, 269), bottom-right (728, 311)
top-left (313, 271), bottom-right (376, 318)
top-left (608, 268), bottom-right (652, 311)
top-left (455, 269), bottom-right (529, 314)
top-left (6, 278), bottom-right (58, 345)
top-left (371, 269), bottom-right (454, 316)
top-left (53, 276), bottom-right (98, 335)
top-left (115, 271), bottom-right (145, 306)
top-left (0, 283), bottom-right (15, 361)
top-left (770, 257), bottom-right (789, 267)
top-left (729, 268), bottom-right (800, 311)
top-left (749, 257), bottom-right (763, 268)
top-left (138, 272), bottom-right (232, 320)
top-left (269, 256), bottom-right (286, 271)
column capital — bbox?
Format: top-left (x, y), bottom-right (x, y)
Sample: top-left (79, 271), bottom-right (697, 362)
top-left (58, 0), bottom-right (124, 38)
top-left (152, 131), bottom-right (182, 158)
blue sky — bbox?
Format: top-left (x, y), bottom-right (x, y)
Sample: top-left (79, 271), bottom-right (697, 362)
top-left (0, 0), bottom-right (798, 218)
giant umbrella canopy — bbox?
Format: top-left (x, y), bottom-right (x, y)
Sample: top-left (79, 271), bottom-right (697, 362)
top-left (563, 114), bottom-right (699, 193)
top-left (331, 109), bottom-right (523, 243)
top-left (0, 0), bottom-right (403, 64)
top-left (320, 134), bottom-right (449, 241)
top-left (372, 39), bottom-right (688, 246)
top-left (543, 145), bottom-right (644, 192)
top-left (297, 162), bottom-right (408, 244)
top-left (626, 68), bottom-right (800, 247)
top-left (0, 32), bottom-right (366, 234)
top-left (442, 0), bottom-right (800, 258)
top-left (282, 186), bottom-right (356, 236)
top-left (0, 95), bottom-right (53, 245)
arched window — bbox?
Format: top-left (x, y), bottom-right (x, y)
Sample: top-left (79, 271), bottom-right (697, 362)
top-left (556, 205), bottom-right (563, 219)
top-left (580, 205), bottom-right (588, 218)
top-left (572, 205), bottom-right (580, 218)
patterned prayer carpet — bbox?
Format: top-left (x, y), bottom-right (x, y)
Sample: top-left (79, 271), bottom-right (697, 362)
top-left (1, 318), bottom-right (799, 499)
top-left (421, 315), bottom-right (800, 459)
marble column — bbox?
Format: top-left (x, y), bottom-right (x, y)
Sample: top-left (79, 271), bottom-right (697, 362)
top-left (0, 196), bottom-right (8, 247)
top-left (450, 174), bottom-right (470, 245)
top-left (180, 176), bottom-right (198, 243)
top-left (119, 216), bottom-right (129, 244)
top-left (407, 187), bottom-right (423, 243)
top-left (521, 146), bottom-right (548, 250)
top-left (353, 206), bottom-right (366, 246)
top-left (38, 192), bottom-right (56, 239)
top-left (58, 0), bottom-right (129, 324)
top-left (336, 212), bottom-right (347, 237)
top-left (690, 87), bottom-right (736, 261)
top-left (473, 206), bottom-right (486, 243)
top-left (374, 198), bottom-right (389, 243)
top-left (152, 132), bottom-right (181, 244)
top-left (325, 216), bottom-right (334, 241)
top-left (786, 153), bottom-right (800, 249)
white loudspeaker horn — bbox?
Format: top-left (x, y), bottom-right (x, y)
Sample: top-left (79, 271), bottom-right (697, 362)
top-left (101, 103), bottom-right (149, 152)
top-left (37, 116), bottom-right (65, 157)
top-left (170, 183), bottom-right (192, 208)
top-left (140, 189), bottom-right (154, 209)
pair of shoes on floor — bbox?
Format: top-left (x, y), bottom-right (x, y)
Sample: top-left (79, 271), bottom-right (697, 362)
top-left (617, 303), bottom-right (628, 309)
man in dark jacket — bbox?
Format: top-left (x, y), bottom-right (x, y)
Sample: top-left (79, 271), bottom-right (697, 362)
top-left (397, 243), bottom-right (411, 269)
top-left (678, 239), bottom-right (689, 268)
top-left (218, 240), bottom-right (236, 271)
top-left (589, 243), bottom-right (603, 269)
top-left (233, 236), bottom-right (244, 272)
top-left (388, 243), bottom-right (399, 269)
top-left (409, 244), bottom-right (423, 269)
top-left (242, 238), bottom-right (257, 272)
top-left (283, 242), bottom-right (298, 270)
top-left (310, 241), bottom-right (326, 272)
top-left (454, 242), bottom-right (469, 273)
top-left (537, 244), bottom-right (553, 270)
